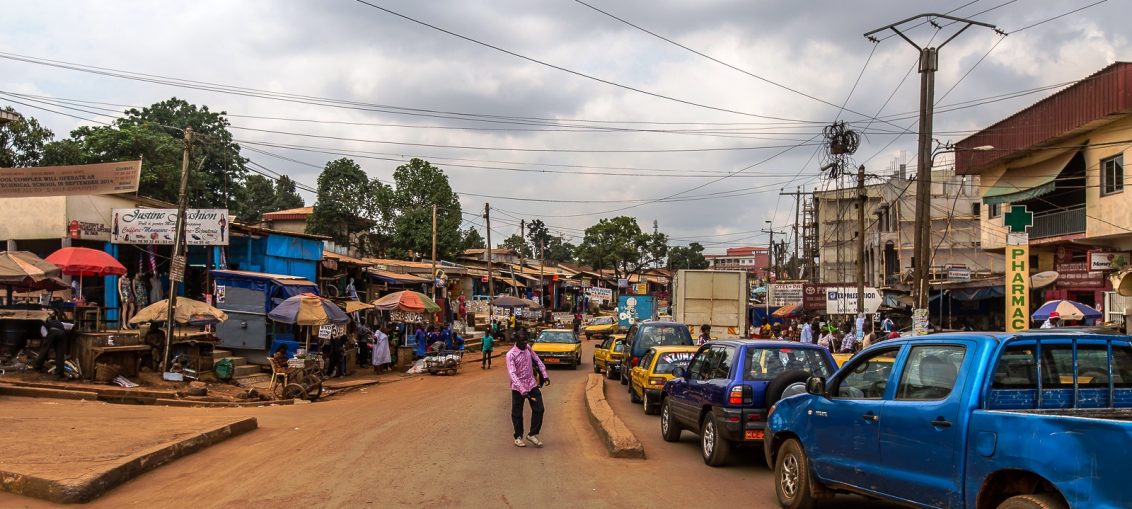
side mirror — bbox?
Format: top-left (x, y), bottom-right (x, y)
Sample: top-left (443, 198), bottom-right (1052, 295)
top-left (806, 376), bottom-right (826, 396)
top-left (672, 366), bottom-right (686, 379)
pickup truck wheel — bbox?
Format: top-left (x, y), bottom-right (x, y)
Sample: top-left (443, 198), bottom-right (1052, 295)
top-left (775, 438), bottom-right (818, 509)
top-left (997, 494), bottom-right (1066, 509)
top-left (701, 414), bottom-right (731, 467)
top-left (660, 399), bottom-right (682, 442)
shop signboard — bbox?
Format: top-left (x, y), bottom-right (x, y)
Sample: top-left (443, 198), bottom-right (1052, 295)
top-left (1055, 261), bottom-right (1105, 289)
top-left (1089, 251), bottom-right (1131, 272)
top-left (635, 283), bottom-right (649, 295)
top-left (0, 160), bottom-right (141, 198)
top-left (802, 283), bottom-right (839, 311)
top-left (170, 255), bottom-right (187, 283)
top-left (823, 287), bottom-right (882, 315)
top-left (586, 287), bottom-right (613, 304)
top-left (947, 266), bottom-right (971, 281)
top-left (769, 283), bottom-right (804, 306)
top-left (111, 208), bottom-right (229, 246)
top-left (317, 323), bottom-right (348, 339)
top-left (1005, 239), bottom-right (1030, 332)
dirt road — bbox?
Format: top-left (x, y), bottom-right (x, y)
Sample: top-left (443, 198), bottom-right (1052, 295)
top-left (0, 341), bottom-right (900, 508)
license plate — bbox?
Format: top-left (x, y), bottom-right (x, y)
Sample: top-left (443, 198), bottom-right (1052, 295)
top-left (544, 357), bottom-right (560, 363)
top-left (745, 429), bottom-right (765, 441)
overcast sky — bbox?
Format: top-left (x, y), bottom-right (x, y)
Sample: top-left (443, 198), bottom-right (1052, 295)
top-left (2, 1), bottom-right (1127, 254)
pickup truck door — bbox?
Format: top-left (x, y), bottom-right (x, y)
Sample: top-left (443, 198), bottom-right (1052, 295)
top-left (876, 342), bottom-right (972, 507)
top-left (809, 346), bottom-right (902, 489)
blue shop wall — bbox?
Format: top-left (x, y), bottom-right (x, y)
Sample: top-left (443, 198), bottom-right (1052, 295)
top-left (225, 234), bottom-right (320, 282)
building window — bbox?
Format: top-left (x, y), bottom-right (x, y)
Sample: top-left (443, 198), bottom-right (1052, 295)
top-left (971, 203), bottom-right (980, 216)
top-left (988, 202), bottom-right (1001, 218)
top-left (1102, 154), bottom-right (1124, 196)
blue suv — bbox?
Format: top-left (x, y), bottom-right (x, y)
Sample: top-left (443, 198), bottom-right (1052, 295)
top-left (661, 340), bottom-right (836, 466)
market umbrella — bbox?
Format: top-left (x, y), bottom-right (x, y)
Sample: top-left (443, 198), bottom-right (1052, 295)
top-left (492, 295), bottom-right (531, 309)
top-left (45, 247), bottom-right (127, 303)
top-left (130, 297), bottom-right (229, 326)
top-left (520, 298), bottom-right (543, 309)
top-left (1031, 299), bottom-right (1103, 322)
top-left (268, 293), bottom-right (350, 351)
top-left (372, 290), bottom-right (440, 313)
top-left (772, 302), bottom-right (802, 318)
top-left (0, 251), bottom-right (61, 287)
top-left (339, 300), bottom-right (375, 314)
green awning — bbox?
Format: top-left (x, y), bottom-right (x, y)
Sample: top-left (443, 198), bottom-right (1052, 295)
top-left (983, 150), bottom-right (1077, 205)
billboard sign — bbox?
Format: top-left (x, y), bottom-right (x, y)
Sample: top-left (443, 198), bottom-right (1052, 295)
top-left (824, 287), bottom-right (882, 315)
top-left (111, 208), bottom-right (229, 246)
top-left (0, 160), bottom-right (141, 197)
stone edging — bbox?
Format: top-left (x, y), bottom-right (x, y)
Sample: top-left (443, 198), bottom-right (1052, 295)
top-left (582, 373), bottom-right (645, 459)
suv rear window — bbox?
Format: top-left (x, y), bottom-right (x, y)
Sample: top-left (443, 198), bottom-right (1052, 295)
top-left (631, 325), bottom-right (693, 356)
top-left (744, 347), bottom-right (832, 381)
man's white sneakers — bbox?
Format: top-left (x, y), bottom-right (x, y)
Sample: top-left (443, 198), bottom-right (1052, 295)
top-left (514, 437), bottom-right (526, 447)
top-left (526, 434), bottom-right (543, 448)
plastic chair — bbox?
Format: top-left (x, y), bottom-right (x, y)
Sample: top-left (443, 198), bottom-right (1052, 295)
top-left (267, 359), bottom-right (289, 397)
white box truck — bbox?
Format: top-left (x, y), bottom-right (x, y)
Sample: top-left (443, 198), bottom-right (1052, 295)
top-left (672, 269), bottom-right (749, 339)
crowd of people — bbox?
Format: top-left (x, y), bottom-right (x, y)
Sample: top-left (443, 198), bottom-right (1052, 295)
top-left (722, 314), bottom-right (905, 354)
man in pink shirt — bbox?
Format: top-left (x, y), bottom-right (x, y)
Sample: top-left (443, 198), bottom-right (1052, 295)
top-left (507, 334), bottom-right (550, 447)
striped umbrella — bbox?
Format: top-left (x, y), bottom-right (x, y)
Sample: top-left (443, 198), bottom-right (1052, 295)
top-left (1031, 299), bottom-right (1102, 321)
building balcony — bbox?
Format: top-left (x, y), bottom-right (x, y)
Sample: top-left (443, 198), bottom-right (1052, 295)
top-left (1030, 206), bottom-right (1085, 239)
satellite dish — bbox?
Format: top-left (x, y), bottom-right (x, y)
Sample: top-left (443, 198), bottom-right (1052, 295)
top-left (1111, 269), bottom-right (1132, 297)
top-left (1031, 271), bottom-right (1058, 289)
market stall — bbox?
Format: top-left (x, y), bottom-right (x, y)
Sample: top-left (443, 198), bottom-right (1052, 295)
top-left (372, 290), bottom-right (440, 368)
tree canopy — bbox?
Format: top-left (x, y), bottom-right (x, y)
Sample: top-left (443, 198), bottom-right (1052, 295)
top-left (387, 158), bottom-right (462, 260)
top-left (667, 242), bottom-right (710, 270)
top-left (460, 227), bottom-right (486, 250)
top-left (576, 216), bottom-right (667, 281)
top-left (499, 234), bottom-right (532, 258)
top-left (0, 107), bottom-right (53, 167)
top-left (306, 158), bottom-right (378, 248)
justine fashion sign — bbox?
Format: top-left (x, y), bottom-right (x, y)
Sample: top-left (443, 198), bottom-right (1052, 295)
top-left (111, 208), bottom-right (229, 245)
top-left (0, 160), bottom-right (141, 197)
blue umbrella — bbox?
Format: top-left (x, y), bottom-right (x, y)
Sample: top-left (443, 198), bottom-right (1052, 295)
top-left (1031, 299), bottom-right (1102, 321)
top-left (268, 293), bottom-right (350, 351)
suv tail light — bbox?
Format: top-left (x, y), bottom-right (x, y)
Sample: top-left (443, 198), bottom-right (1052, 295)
top-left (729, 385), bottom-right (753, 406)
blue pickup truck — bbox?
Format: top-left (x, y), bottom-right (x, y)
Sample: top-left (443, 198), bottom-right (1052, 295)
top-left (660, 340), bottom-right (836, 466)
top-left (764, 332), bottom-right (1132, 509)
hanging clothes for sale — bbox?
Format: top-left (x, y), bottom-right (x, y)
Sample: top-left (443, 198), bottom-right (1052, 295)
top-left (149, 273), bottom-right (164, 303)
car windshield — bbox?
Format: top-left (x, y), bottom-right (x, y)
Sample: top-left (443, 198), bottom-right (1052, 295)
top-left (637, 325), bottom-right (693, 349)
top-left (536, 331), bottom-right (576, 343)
top-left (744, 347), bottom-right (832, 381)
top-left (654, 351), bottom-right (695, 375)
top-left (589, 317), bottom-right (614, 325)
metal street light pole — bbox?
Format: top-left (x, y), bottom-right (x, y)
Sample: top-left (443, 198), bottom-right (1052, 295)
top-left (865, 13), bottom-right (1001, 311)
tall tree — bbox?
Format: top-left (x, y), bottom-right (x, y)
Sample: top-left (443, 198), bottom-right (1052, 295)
top-left (544, 237), bottom-right (576, 263)
top-left (306, 158), bottom-right (375, 249)
top-left (43, 123), bottom-right (183, 201)
top-left (526, 219), bottom-right (552, 258)
top-left (500, 234), bottom-right (532, 258)
top-left (236, 174), bottom-right (276, 223)
top-left (576, 216), bottom-right (668, 281)
top-left (666, 242), bottom-right (710, 270)
top-left (460, 227), bottom-right (486, 250)
top-left (0, 107), bottom-right (53, 167)
top-left (387, 158), bottom-right (462, 260)
top-left (271, 175), bottom-right (305, 211)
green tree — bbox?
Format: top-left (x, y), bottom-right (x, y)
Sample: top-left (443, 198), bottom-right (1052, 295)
top-left (387, 158), bottom-right (462, 260)
top-left (526, 219), bottom-right (552, 258)
top-left (0, 108), bottom-right (54, 167)
top-left (666, 242), bottom-right (710, 270)
top-left (271, 175), bottom-right (305, 211)
top-left (544, 237), bottom-right (576, 263)
top-left (235, 174), bottom-right (276, 223)
top-left (306, 158), bottom-right (376, 248)
top-left (500, 233), bottom-right (532, 258)
top-left (576, 216), bottom-right (668, 281)
top-left (461, 227), bottom-right (486, 250)
top-left (42, 123), bottom-right (183, 201)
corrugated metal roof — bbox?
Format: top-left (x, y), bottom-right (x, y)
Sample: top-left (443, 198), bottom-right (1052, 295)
top-left (956, 62), bottom-right (1132, 174)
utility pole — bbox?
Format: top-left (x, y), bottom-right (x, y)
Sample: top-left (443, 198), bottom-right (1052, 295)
top-left (856, 165), bottom-right (866, 316)
top-left (780, 187), bottom-right (807, 279)
top-left (484, 203), bottom-right (494, 317)
top-left (431, 204), bottom-right (438, 300)
top-left (865, 13), bottom-right (1000, 310)
top-left (162, 127), bottom-right (192, 373)
top-left (539, 238), bottom-right (545, 310)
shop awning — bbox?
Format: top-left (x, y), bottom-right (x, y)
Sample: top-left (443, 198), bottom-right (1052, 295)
top-left (367, 268), bottom-right (430, 285)
top-left (983, 149), bottom-right (1078, 205)
top-left (496, 276), bottom-right (526, 288)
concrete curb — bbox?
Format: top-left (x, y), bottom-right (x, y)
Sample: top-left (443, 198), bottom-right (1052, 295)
top-left (583, 373), bottom-right (645, 459)
top-left (0, 417), bottom-right (258, 504)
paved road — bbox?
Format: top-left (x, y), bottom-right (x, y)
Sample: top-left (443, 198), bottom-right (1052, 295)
top-left (1, 341), bottom-right (901, 508)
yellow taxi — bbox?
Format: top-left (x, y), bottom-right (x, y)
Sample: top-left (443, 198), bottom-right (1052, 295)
top-left (629, 345), bottom-right (698, 415)
top-left (592, 336), bottom-right (627, 379)
top-left (583, 316), bottom-right (618, 340)
top-left (530, 329), bottom-right (582, 370)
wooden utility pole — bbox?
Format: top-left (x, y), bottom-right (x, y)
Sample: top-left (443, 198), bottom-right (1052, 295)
top-left (856, 165), bottom-right (866, 316)
top-left (431, 204), bottom-right (438, 300)
top-left (484, 203), bottom-right (494, 316)
top-left (162, 127), bottom-right (192, 373)
top-left (539, 238), bottom-right (545, 311)
top-left (780, 187), bottom-right (807, 279)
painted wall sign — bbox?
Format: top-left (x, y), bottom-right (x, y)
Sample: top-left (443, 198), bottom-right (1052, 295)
top-left (769, 283), bottom-right (804, 306)
top-left (1005, 240), bottom-right (1030, 332)
top-left (111, 208), bottom-right (229, 245)
top-left (0, 160), bottom-right (141, 197)
top-left (1089, 251), bottom-right (1131, 272)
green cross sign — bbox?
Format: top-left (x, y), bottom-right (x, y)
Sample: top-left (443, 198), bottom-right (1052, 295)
top-left (1004, 204), bottom-right (1034, 233)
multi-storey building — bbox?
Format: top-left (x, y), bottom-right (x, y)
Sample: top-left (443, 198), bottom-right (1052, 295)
top-left (705, 246), bottom-right (769, 279)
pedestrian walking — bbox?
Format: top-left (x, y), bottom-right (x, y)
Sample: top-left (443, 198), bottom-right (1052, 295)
top-left (800, 319), bottom-right (815, 344)
top-left (481, 331), bottom-right (495, 369)
top-left (572, 313), bottom-right (582, 335)
top-left (507, 334), bottom-right (549, 448)
top-left (372, 326), bottom-right (391, 373)
top-left (414, 325), bottom-right (427, 358)
top-left (839, 327), bottom-right (856, 353)
top-left (697, 324), bottom-right (712, 346)
top-left (817, 326), bottom-right (835, 350)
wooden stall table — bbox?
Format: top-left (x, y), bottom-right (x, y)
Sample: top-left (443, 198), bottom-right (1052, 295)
top-left (167, 328), bottom-right (218, 376)
top-left (73, 330), bottom-right (147, 380)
